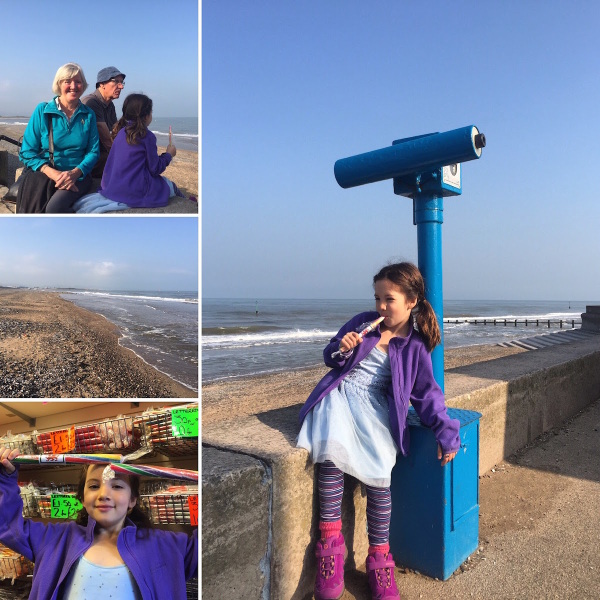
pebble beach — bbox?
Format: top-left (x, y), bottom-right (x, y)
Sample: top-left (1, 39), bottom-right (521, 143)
top-left (202, 343), bottom-right (526, 424)
top-left (0, 288), bottom-right (196, 398)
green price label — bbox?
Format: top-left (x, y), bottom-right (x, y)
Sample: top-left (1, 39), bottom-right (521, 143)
top-left (171, 407), bottom-right (199, 438)
top-left (51, 494), bottom-right (83, 520)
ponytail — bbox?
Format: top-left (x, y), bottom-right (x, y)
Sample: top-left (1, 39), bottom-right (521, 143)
top-left (413, 297), bottom-right (441, 353)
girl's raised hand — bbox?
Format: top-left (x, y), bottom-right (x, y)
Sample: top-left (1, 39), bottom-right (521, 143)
top-left (437, 445), bottom-right (457, 467)
top-left (0, 446), bottom-right (20, 474)
top-left (339, 331), bottom-right (362, 354)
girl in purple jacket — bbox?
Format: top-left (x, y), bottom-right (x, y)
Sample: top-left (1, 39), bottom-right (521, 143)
top-left (297, 262), bottom-right (460, 600)
top-left (99, 93), bottom-right (182, 208)
top-left (0, 448), bottom-right (197, 600)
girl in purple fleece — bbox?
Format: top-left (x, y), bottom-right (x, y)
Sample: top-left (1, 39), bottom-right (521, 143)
top-left (297, 262), bottom-right (460, 600)
top-left (99, 93), bottom-right (179, 208)
top-left (0, 449), bottom-right (197, 600)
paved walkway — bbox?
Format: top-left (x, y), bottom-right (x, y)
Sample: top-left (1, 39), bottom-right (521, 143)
top-left (336, 398), bottom-right (600, 600)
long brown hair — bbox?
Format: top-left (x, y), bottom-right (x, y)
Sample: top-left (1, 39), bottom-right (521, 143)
top-left (112, 93), bottom-right (153, 146)
top-left (373, 262), bottom-right (441, 352)
top-left (74, 464), bottom-right (153, 529)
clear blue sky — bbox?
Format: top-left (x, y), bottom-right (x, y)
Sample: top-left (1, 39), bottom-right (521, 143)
top-left (0, 0), bottom-right (198, 117)
top-left (0, 218), bottom-right (198, 291)
top-left (203, 1), bottom-right (600, 301)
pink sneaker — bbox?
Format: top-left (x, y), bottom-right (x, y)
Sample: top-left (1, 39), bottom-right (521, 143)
top-left (314, 533), bottom-right (346, 600)
top-left (366, 552), bottom-right (401, 599)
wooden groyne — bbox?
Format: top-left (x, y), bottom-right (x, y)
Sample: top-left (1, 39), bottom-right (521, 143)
top-left (444, 318), bottom-right (582, 328)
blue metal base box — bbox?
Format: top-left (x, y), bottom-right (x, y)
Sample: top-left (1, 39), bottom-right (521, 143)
top-left (389, 407), bottom-right (481, 580)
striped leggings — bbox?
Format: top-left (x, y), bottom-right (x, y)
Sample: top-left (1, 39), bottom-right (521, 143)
top-left (318, 460), bottom-right (392, 546)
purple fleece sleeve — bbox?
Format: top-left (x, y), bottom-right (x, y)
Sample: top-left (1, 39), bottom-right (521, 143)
top-left (0, 468), bottom-right (36, 560)
top-left (409, 345), bottom-right (461, 454)
top-left (144, 131), bottom-right (172, 176)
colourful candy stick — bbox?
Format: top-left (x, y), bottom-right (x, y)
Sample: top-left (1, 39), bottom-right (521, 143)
top-left (12, 454), bottom-right (198, 481)
top-left (109, 463), bottom-right (198, 482)
top-left (331, 316), bottom-right (385, 358)
top-left (13, 454), bottom-right (123, 465)
top-left (356, 315), bottom-right (385, 337)
top-left (169, 125), bottom-right (172, 146)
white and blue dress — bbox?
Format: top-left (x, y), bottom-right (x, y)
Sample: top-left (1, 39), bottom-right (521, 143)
top-left (297, 346), bottom-right (399, 488)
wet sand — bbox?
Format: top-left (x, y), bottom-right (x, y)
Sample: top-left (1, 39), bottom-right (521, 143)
top-left (201, 344), bottom-right (526, 424)
top-left (0, 288), bottom-right (196, 398)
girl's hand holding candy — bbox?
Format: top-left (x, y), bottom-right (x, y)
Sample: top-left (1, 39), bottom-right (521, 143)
top-left (332, 316), bottom-right (385, 358)
top-left (0, 446), bottom-right (20, 474)
top-left (338, 331), bottom-right (363, 354)
top-left (167, 124), bottom-right (177, 157)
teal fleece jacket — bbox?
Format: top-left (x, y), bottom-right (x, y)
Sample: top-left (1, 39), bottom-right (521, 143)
top-left (19, 98), bottom-right (100, 178)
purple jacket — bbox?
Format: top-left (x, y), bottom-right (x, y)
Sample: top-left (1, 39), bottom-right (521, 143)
top-left (100, 128), bottom-right (172, 207)
top-left (299, 311), bottom-right (460, 456)
top-left (0, 468), bottom-right (197, 600)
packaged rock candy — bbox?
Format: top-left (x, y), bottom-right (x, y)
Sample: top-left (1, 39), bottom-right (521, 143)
top-left (1, 431), bottom-right (36, 455)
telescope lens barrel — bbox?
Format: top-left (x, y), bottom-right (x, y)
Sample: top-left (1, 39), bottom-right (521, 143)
top-left (334, 125), bottom-right (485, 189)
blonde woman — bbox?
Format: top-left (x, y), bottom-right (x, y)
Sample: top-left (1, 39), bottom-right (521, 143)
top-left (19, 62), bottom-right (100, 213)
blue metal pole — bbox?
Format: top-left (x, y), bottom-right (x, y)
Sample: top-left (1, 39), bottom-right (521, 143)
top-left (414, 193), bottom-right (445, 392)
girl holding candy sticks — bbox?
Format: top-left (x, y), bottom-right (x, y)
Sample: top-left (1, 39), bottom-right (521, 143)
top-left (0, 447), bottom-right (197, 600)
top-left (297, 262), bottom-right (460, 600)
top-left (97, 93), bottom-right (188, 208)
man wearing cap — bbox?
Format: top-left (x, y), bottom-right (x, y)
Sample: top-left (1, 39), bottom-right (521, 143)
top-left (82, 66), bottom-right (126, 178)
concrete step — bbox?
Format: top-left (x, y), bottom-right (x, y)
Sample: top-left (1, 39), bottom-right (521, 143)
top-left (497, 328), bottom-right (600, 350)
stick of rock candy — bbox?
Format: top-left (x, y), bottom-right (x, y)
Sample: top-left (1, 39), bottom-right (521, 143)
top-left (108, 462), bottom-right (198, 482)
top-left (331, 316), bottom-right (385, 358)
top-left (13, 454), bottom-right (123, 465)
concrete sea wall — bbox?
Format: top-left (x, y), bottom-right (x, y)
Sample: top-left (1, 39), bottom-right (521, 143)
top-left (202, 334), bottom-right (600, 600)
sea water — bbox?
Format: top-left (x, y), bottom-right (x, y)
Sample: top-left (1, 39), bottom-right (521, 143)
top-left (0, 118), bottom-right (29, 127)
top-left (150, 117), bottom-right (198, 152)
top-left (202, 298), bottom-right (595, 383)
top-left (61, 290), bottom-right (198, 391)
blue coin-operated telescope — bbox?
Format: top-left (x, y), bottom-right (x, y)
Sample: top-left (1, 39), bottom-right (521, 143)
top-left (334, 125), bottom-right (486, 390)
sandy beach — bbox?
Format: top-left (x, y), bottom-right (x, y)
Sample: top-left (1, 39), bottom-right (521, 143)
top-left (0, 288), bottom-right (196, 398)
top-left (202, 343), bottom-right (526, 424)
top-left (0, 122), bottom-right (198, 211)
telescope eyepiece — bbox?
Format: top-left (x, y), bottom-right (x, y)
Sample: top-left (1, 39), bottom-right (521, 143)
top-left (474, 133), bottom-right (486, 149)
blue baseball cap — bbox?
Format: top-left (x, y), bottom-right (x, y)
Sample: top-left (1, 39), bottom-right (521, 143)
top-left (96, 66), bottom-right (126, 85)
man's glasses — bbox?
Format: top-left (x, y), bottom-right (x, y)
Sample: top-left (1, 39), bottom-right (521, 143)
top-left (108, 78), bottom-right (125, 86)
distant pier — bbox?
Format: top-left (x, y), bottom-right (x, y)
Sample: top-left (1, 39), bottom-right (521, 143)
top-left (444, 318), bottom-right (581, 329)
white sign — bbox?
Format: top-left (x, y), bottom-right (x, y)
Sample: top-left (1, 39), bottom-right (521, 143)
top-left (442, 163), bottom-right (461, 189)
